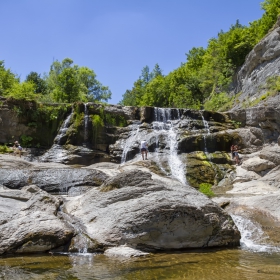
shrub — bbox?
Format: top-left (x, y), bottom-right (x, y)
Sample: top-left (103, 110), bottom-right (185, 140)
top-left (199, 183), bottom-right (215, 197)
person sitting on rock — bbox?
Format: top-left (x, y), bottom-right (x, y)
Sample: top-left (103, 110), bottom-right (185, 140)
top-left (17, 144), bottom-right (23, 158)
top-left (140, 140), bottom-right (148, 160)
top-left (13, 141), bottom-right (19, 156)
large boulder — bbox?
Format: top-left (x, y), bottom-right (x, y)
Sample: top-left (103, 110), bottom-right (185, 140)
top-left (65, 169), bottom-right (240, 251)
top-left (0, 155), bottom-right (108, 192)
top-left (0, 185), bottom-right (74, 255)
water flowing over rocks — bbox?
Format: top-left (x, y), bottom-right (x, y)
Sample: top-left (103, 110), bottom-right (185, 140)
top-left (3, 98), bottom-right (280, 254)
top-left (213, 144), bottom-right (280, 247)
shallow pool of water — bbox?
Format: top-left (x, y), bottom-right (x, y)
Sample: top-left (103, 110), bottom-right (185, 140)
top-left (1, 248), bottom-right (280, 280)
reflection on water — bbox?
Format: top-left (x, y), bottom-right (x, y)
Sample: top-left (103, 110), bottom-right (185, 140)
top-left (1, 249), bottom-right (280, 280)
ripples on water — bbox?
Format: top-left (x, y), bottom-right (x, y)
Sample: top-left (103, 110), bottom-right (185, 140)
top-left (1, 249), bottom-right (280, 280)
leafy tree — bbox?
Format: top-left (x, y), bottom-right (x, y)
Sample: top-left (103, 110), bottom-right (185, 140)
top-left (0, 61), bottom-right (19, 96)
top-left (46, 58), bottom-right (111, 103)
top-left (25, 71), bottom-right (47, 94)
top-left (8, 81), bottom-right (36, 101)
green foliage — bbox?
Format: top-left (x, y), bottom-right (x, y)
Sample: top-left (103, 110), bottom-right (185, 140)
top-left (20, 135), bottom-right (33, 147)
top-left (120, 1), bottom-right (280, 110)
top-left (0, 61), bottom-right (19, 96)
top-left (204, 92), bottom-right (234, 111)
top-left (231, 120), bottom-right (242, 128)
top-left (47, 58), bottom-right (111, 103)
top-left (25, 72), bottom-right (47, 95)
top-left (7, 81), bottom-right (37, 101)
top-left (0, 145), bottom-right (13, 154)
top-left (199, 183), bottom-right (215, 197)
top-left (91, 114), bottom-right (104, 144)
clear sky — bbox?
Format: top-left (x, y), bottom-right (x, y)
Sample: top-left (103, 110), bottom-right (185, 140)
top-left (1, 0), bottom-right (264, 105)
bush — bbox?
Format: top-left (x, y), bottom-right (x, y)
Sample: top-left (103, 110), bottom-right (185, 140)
top-left (199, 183), bottom-right (215, 197)
top-left (0, 145), bottom-right (13, 154)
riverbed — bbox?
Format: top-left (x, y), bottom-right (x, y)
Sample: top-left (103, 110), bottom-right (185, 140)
top-left (1, 248), bottom-right (280, 280)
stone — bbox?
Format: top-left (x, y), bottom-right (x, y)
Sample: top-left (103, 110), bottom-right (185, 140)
top-left (0, 155), bottom-right (109, 192)
top-left (104, 245), bottom-right (149, 257)
top-left (65, 169), bottom-right (240, 251)
top-left (0, 186), bottom-right (74, 255)
top-left (241, 157), bottom-right (276, 173)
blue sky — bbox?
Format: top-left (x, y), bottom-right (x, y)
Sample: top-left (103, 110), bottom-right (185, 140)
top-left (1, 0), bottom-right (264, 104)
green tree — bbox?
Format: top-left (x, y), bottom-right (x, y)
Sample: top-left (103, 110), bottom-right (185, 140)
top-left (0, 61), bottom-right (19, 96)
top-left (25, 71), bottom-right (47, 94)
top-left (46, 58), bottom-right (111, 103)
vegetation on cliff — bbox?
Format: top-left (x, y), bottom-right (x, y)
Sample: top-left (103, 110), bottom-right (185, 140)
top-left (120, 0), bottom-right (280, 110)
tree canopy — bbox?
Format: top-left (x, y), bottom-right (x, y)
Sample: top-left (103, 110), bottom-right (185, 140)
top-left (0, 58), bottom-right (111, 104)
top-left (120, 0), bottom-right (280, 111)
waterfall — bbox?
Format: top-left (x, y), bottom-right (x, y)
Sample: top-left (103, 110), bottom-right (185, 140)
top-left (153, 108), bottom-right (187, 185)
top-left (231, 214), bottom-right (280, 252)
top-left (84, 103), bottom-right (90, 144)
top-left (54, 110), bottom-right (73, 145)
top-left (121, 122), bottom-right (141, 164)
top-left (40, 109), bottom-right (73, 163)
top-left (200, 112), bottom-right (210, 154)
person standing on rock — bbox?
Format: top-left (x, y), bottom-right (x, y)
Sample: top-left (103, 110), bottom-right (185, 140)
top-left (233, 145), bottom-right (240, 165)
top-left (140, 140), bottom-right (148, 160)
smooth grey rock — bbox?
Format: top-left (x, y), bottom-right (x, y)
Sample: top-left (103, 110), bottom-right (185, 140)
top-left (242, 157), bottom-right (276, 173)
top-left (104, 245), bottom-right (149, 257)
top-left (65, 169), bottom-right (240, 251)
top-left (0, 155), bottom-right (109, 192)
top-left (0, 186), bottom-right (74, 255)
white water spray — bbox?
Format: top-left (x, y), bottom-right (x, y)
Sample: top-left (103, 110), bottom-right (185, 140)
top-left (54, 110), bottom-right (73, 145)
top-left (231, 214), bottom-right (280, 253)
top-left (84, 103), bottom-right (90, 144)
top-left (121, 122), bottom-right (141, 164)
top-left (153, 108), bottom-right (187, 185)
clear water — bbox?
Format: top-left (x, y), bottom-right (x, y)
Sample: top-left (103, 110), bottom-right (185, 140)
top-left (1, 249), bottom-right (280, 280)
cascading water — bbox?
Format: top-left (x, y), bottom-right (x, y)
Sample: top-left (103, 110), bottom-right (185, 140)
top-left (84, 103), bottom-right (90, 145)
top-left (153, 108), bottom-right (187, 185)
top-left (200, 112), bottom-right (210, 154)
top-left (40, 109), bottom-right (74, 163)
top-left (54, 110), bottom-right (73, 145)
top-left (121, 122), bottom-right (141, 164)
top-left (231, 214), bottom-right (280, 253)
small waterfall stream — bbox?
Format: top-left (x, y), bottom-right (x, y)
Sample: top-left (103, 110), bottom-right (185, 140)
top-left (153, 108), bottom-right (187, 185)
top-left (54, 110), bottom-right (73, 145)
top-left (121, 122), bottom-right (141, 164)
top-left (40, 109), bottom-right (74, 163)
top-left (231, 214), bottom-right (280, 253)
top-left (200, 112), bottom-right (211, 155)
top-left (120, 107), bottom-right (186, 185)
top-left (83, 103), bottom-right (90, 145)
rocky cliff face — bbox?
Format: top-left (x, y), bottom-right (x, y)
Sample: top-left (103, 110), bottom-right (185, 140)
top-left (232, 16), bottom-right (280, 109)
top-left (2, 96), bottom-right (280, 189)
